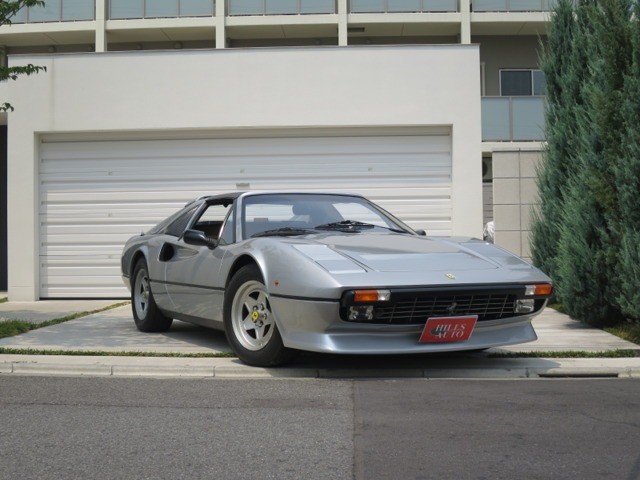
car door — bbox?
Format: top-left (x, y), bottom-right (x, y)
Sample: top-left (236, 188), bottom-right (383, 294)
top-left (163, 200), bottom-right (235, 322)
top-left (146, 202), bottom-right (201, 313)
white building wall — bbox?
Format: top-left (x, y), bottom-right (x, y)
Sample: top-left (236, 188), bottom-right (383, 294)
top-left (7, 45), bottom-right (482, 300)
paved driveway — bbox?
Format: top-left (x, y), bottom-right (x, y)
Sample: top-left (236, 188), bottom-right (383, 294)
top-left (0, 304), bottom-right (637, 357)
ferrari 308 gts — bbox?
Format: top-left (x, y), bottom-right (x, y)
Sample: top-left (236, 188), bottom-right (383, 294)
top-left (121, 191), bottom-right (553, 366)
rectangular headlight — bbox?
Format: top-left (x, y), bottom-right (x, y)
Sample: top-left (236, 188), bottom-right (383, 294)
top-left (515, 299), bottom-right (535, 313)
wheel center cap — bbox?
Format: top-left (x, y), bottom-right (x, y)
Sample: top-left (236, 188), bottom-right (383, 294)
top-left (251, 311), bottom-right (260, 322)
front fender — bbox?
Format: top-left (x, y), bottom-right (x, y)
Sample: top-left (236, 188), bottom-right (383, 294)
top-left (221, 239), bottom-right (344, 300)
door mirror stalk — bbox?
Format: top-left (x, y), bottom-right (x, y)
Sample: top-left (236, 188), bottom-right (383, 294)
top-left (183, 229), bottom-right (217, 249)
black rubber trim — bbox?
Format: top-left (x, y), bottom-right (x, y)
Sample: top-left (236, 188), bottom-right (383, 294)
top-left (149, 278), bottom-right (224, 292)
top-left (269, 293), bottom-right (339, 303)
top-left (151, 279), bottom-right (336, 302)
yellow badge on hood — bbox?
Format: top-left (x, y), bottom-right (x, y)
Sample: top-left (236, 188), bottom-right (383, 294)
top-left (446, 273), bottom-right (456, 280)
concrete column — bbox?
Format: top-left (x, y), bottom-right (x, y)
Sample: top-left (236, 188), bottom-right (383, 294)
top-left (460, 0), bottom-right (471, 44)
top-left (492, 149), bottom-right (543, 261)
top-left (338, 0), bottom-right (347, 46)
top-left (95, 0), bottom-right (106, 52)
top-left (216, 0), bottom-right (226, 48)
top-left (6, 55), bottom-right (54, 301)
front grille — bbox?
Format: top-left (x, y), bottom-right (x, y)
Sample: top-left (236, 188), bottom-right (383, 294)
top-left (373, 293), bottom-right (517, 324)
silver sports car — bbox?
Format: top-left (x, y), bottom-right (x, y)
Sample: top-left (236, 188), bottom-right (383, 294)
top-left (121, 191), bottom-right (553, 366)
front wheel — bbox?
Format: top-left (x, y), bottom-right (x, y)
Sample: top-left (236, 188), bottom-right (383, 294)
top-left (131, 258), bottom-right (173, 332)
top-left (224, 265), bottom-right (295, 367)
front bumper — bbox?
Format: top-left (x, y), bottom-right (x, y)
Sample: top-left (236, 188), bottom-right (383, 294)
top-left (270, 296), bottom-right (538, 354)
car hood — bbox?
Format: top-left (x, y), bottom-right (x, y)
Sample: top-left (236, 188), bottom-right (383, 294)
top-left (319, 234), bottom-right (495, 272)
top-left (289, 232), bottom-right (531, 274)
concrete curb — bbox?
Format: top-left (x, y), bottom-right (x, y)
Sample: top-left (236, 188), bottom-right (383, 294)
top-left (2, 355), bottom-right (640, 379)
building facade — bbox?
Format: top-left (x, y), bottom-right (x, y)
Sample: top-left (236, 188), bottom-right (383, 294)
top-left (0, 0), bottom-right (549, 300)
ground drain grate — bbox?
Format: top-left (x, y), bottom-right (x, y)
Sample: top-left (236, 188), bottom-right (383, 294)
top-left (537, 373), bottom-right (620, 379)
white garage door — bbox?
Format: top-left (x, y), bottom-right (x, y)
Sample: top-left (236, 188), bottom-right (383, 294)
top-left (39, 130), bottom-right (452, 298)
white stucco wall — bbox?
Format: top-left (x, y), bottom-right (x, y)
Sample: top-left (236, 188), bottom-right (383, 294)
top-left (7, 45), bottom-right (482, 300)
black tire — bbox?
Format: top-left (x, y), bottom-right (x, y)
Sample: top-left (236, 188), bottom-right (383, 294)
top-left (131, 258), bottom-right (173, 332)
top-left (224, 264), bottom-right (295, 367)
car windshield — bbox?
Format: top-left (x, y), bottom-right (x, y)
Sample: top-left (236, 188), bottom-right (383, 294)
top-left (242, 193), bottom-right (411, 238)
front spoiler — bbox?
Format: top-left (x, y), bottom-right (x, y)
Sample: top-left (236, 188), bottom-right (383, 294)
top-left (270, 296), bottom-right (538, 354)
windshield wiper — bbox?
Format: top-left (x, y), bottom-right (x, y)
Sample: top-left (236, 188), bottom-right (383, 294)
top-left (315, 220), bottom-right (407, 234)
top-left (314, 220), bottom-right (374, 231)
top-left (251, 227), bottom-right (319, 238)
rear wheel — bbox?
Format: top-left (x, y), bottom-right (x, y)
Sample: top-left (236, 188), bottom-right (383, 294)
top-left (131, 258), bottom-right (173, 332)
top-left (224, 265), bottom-right (295, 366)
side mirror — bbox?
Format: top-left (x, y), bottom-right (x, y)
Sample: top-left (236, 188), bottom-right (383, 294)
top-left (415, 229), bottom-right (427, 236)
top-left (183, 229), bottom-right (217, 249)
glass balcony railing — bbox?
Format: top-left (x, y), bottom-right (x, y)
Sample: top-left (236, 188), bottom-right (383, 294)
top-left (350, 0), bottom-right (457, 13)
top-left (109, 0), bottom-right (214, 19)
top-left (227, 0), bottom-right (336, 15)
top-left (482, 96), bottom-right (546, 141)
top-left (11, 0), bottom-right (95, 23)
top-left (472, 0), bottom-right (558, 12)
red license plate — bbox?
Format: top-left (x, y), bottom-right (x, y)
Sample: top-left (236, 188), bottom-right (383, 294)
top-left (419, 316), bottom-right (477, 343)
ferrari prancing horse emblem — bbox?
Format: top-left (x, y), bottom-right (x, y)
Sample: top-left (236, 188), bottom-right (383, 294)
top-left (446, 273), bottom-right (456, 280)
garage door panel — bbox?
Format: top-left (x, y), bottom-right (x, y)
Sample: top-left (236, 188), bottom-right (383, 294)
top-left (41, 156), bottom-right (452, 182)
top-left (39, 245), bottom-right (127, 256)
top-left (39, 131), bottom-right (452, 298)
top-left (43, 234), bottom-right (135, 247)
top-left (41, 286), bottom-right (129, 298)
top-left (41, 136), bottom-right (451, 159)
top-left (43, 266), bottom-right (122, 278)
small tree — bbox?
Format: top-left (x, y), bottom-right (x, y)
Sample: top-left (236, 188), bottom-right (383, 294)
top-left (0, 0), bottom-right (47, 112)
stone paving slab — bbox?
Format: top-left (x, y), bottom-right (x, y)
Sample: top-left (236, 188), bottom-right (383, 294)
top-left (494, 308), bottom-right (638, 352)
top-left (0, 305), bottom-right (231, 354)
top-left (0, 300), bottom-right (121, 324)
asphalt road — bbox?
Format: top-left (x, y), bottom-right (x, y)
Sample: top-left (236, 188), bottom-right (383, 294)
top-left (1, 377), bottom-right (639, 480)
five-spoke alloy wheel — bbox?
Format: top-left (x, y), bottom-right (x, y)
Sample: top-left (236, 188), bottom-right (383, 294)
top-left (224, 264), bottom-right (294, 366)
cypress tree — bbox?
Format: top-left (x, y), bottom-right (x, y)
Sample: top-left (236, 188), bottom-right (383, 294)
top-left (555, 0), bottom-right (631, 326)
top-left (530, 0), bottom-right (579, 285)
top-left (616, 0), bottom-right (640, 322)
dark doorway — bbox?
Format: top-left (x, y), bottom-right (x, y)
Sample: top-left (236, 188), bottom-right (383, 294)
top-left (1, 125), bottom-right (7, 291)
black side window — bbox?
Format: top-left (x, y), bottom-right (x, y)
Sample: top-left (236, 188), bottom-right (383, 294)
top-left (165, 204), bottom-right (200, 237)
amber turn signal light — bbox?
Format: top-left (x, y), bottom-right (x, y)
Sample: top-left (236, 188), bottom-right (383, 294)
top-left (525, 283), bottom-right (553, 296)
top-left (354, 289), bottom-right (391, 302)
top-left (534, 283), bottom-right (553, 296)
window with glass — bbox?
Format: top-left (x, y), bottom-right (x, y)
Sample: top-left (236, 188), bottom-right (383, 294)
top-left (350, 0), bottom-right (456, 13)
top-left (192, 202), bottom-right (234, 244)
top-left (110, 0), bottom-right (213, 19)
top-left (473, 0), bottom-right (554, 12)
top-left (228, 0), bottom-right (334, 15)
top-left (162, 204), bottom-right (201, 237)
top-left (12, 0), bottom-right (94, 23)
top-left (500, 69), bottom-right (546, 96)
top-left (241, 194), bottom-right (409, 238)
